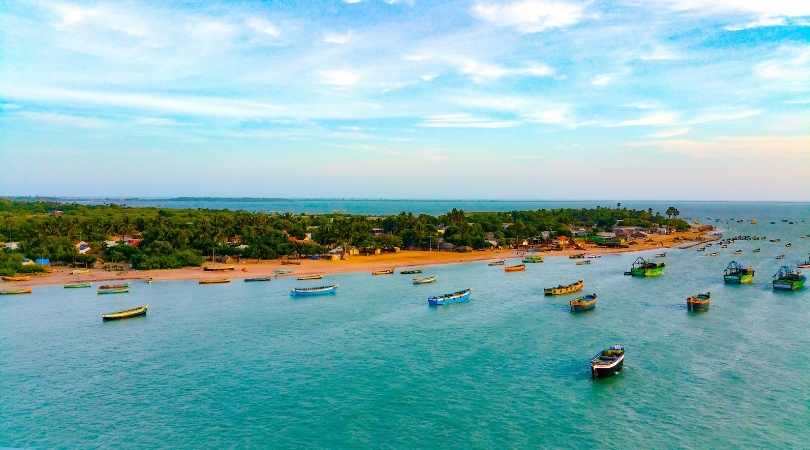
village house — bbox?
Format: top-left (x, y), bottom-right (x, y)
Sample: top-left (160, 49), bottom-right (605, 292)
top-left (75, 241), bottom-right (91, 254)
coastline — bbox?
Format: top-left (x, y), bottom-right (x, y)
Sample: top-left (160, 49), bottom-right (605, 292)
top-left (3, 228), bottom-right (713, 288)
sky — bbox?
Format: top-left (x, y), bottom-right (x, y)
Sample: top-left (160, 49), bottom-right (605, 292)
top-left (0, 0), bottom-right (809, 200)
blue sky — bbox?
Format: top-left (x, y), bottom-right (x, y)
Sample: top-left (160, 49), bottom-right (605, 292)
top-left (1, 0), bottom-right (809, 200)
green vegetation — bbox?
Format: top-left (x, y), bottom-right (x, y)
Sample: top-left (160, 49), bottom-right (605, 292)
top-left (0, 199), bottom-right (689, 272)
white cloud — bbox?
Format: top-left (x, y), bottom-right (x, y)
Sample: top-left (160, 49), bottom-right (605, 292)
top-left (755, 46), bottom-right (810, 83)
top-left (245, 17), bottom-right (280, 38)
top-left (46, 2), bottom-right (151, 37)
top-left (407, 54), bottom-right (555, 83)
top-left (649, 128), bottom-right (690, 138)
top-left (344, 0), bottom-right (363, 3)
top-left (524, 105), bottom-right (578, 127)
top-left (590, 74), bottom-right (613, 86)
top-left (419, 74), bottom-right (438, 82)
top-left (611, 111), bottom-right (681, 127)
top-left (323, 31), bottom-right (352, 45)
top-left (644, 0), bottom-right (810, 30)
top-left (725, 16), bottom-right (786, 31)
top-left (640, 46), bottom-right (680, 61)
top-left (472, 0), bottom-right (587, 33)
top-left (689, 109), bottom-right (761, 124)
top-left (419, 114), bottom-right (520, 128)
top-left (319, 69), bottom-right (362, 87)
top-left (17, 111), bottom-right (111, 129)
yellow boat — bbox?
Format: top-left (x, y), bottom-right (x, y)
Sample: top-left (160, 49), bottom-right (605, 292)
top-left (2, 275), bottom-right (31, 282)
top-left (102, 304), bottom-right (148, 321)
top-left (504, 264), bottom-right (526, 272)
top-left (544, 279), bottom-right (584, 296)
top-left (297, 274), bottom-right (323, 280)
top-left (0, 287), bottom-right (32, 295)
top-left (71, 269), bottom-right (90, 275)
top-left (199, 278), bottom-right (230, 284)
top-left (203, 265), bottom-right (235, 271)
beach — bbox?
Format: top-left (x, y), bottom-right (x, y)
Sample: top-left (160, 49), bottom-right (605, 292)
top-left (4, 228), bottom-right (713, 288)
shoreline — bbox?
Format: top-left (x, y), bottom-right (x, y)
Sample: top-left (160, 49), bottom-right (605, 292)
top-left (3, 229), bottom-right (712, 288)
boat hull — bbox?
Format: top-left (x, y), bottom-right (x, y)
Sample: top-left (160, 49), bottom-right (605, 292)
top-left (591, 357), bottom-right (624, 379)
top-left (244, 277), bottom-right (272, 282)
top-left (544, 280), bottom-right (584, 296)
top-left (570, 302), bottom-right (596, 312)
top-left (724, 274), bottom-right (753, 284)
top-left (428, 289), bottom-right (471, 306)
top-left (631, 267), bottom-right (665, 277)
top-left (102, 305), bottom-right (148, 321)
top-left (291, 285), bottom-right (338, 296)
top-left (504, 264), bottom-right (526, 272)
top-left (97, 288), bottom-right (129, 295)
top-left (773, 280), bottom-right (805, 291)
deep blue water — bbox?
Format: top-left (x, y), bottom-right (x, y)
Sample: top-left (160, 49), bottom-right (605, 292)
top-left (2, 202), bottom-right (810, 448)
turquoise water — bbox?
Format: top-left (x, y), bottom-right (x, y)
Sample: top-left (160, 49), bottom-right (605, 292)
top-left (2, 204), bottom-right (810, 448)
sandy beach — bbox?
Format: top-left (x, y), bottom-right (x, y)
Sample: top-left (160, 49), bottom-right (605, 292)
top-left (2, 228), bottom-right (714, 288)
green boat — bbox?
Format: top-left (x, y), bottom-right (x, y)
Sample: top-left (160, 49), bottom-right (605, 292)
top-left (522, 255), bottom-right (544, 263)
top-left (772, 266), bottom-right (806, 291)
top-left (626, 257), bottom-right (665, 277)
top-left (64, 282), bottom-right (92, 289)
top-left (97, 287), bottom-right (129, 295)
top-left (723, 261), bottom-right (754, 284)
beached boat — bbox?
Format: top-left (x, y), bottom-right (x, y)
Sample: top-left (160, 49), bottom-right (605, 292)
top-left (544, 279), bottom-right (584, 296)
top-left (522, 255), bottom-right (544, 263)
top-left (273, 269), bottom-right (293, 275)
top-left (372, 269), bottom-right (394, 276)
top-left (413, 275), bottom-right (437, 285)
top-left (687, 292), bottom-right (711, 311)
top-left (504, 264), bottom-right (526, 272)
top-left (626, 257), bottom-right (665, 277)
top-left (64, 282), bottom-right (92, 289)
top-left (99, 283), bottom-right (128, 290)
top-left (569, 294), bottom-right (597, 312)
top-left (199, 278), bottom-right (230, 284)
top-left (0, 287), bottom-right (32, 295)
top-left (400, 269), bottom-right (423, 275)
top-left (2, 275), bottom-right (31, 282)
top-left (203, 264), bottom-right (235, 271)
top-left (428, 288), bottom-right (471, 306)
top-left (575, 260), bottom-right (591, 266)
top-left (569, 253), bottom-right (585, 259)
top-left (244, 277), bottom-right (272, 282)
top-left (488, 260), bottom-right (506, 266)
top-left (97, 287), bottom-right (129, 295)
top-left (773, 266), bottom-right (806, 291)
top-left (591, 345), bottom-right (624, 379)
top-left (297, 274), bottom-right (323, 280)
top-left (102, 304), bottom-right (148, 321)
top-left (280, 259), bottom-right (302, 265)
top-left (290, 284), bottom-right (338, 296)
top-left (723, 261), bottom-right (755, 284)
top-left (70, 269), bottom-right (90, 275)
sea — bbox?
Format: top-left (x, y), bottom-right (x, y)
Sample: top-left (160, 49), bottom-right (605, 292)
top-left (2, 200), bottom-right (810, 448)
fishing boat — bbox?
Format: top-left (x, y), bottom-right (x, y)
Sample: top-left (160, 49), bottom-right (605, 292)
top-left (753, 248), bottom-right (761, 253)
top-left (427, 288), bottom-right (471, 306)
top-left (798, 255), bottom-right (810, 269)
top-left (575, 260), bottom-right (591, 266)
top-left (412, 275), bottom-right (437, 285)
top-left (786, 242), bottom-right (792, 248)
top-left (199, 278), bottom-right (230, 284)
top-left (591, 345), bottom-right (624, 379)
top-left (772, 266), bottom-right (806, 291)
top-left (522, 255), bottom-right (544, 263)
top-left (544, 279), bottom-right (584, 296)
top-left (0, 287), bottom-right (32, 295)
top-left (244, 277), bottom-right (272, 282)
top-left (99, 283), bottom-right (128, 290)
top-left (64, 282), bottom-right (91, 288)
top-left (569, 253), bottom-right (585, 259)
top-left (569, 294), bottom-right (597, 312)
top-left (655, 252), bottom-right (666, 258)
top-left (372, 269), bottom-right (394, 276)
top-left (708, 252), bottom-right (719, 257)
top-left (280, 259), bottom-right (302, 265)
top-left (776, 255), bottom-right (785, 260)
top-left (97, 287), bottom-right (129, 295)
top-left (297, 274), bottom-right (323, 280)
top-left (400, 269), bottom-right (423, 275)
top-left (686, 292), bottom-right (711, 311)
top-left (102, 304), bottom-right (148, 321)
top-left (290, 284), bottom-right (338, 296)
top-left (734, 249), bottom-right (743, 255)
top-left (145, 277), bottom-right (153, 284)
top-left (273, 269), bottom-right (293, 275)
top-left (504, 264), bottom-right (526, 272)
top-left (751, 219), bottom-right (758, 224)
top-left (488, 260), bottom-right (505, 266)
top-left (723, 261), bottom-right (755, 284)
top-left (1, 275), bottom-right (31, 282)
top-left (70, 269), bottom-right (90, 275)
top-left (586, 254), bottom-right (601, 259)
top-left (203, 264), bottom-right (235, 271)
top-left (626, 257), bottom-right (665, 277)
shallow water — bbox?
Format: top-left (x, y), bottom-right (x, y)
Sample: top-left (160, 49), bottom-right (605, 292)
top-left (2, 203), bottom-right (809, 448)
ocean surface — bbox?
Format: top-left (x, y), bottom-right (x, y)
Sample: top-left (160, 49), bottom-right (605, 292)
top-left (2, 202), bottom-right (810, 448)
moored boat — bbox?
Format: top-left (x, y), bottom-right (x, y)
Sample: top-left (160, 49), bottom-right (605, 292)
top-left (400, 269), bottom-right (423, 274)
top-left (753, 248), bottom-right (761, 253)
top-left (291, 284), bottom-right (338, 296)
top-left (504, 263), bottom-right (526, 272)
top-left (627, 257), bottom-right (665, 277)
top-left (776, 254), bottom-right (785, 260)
top-left (655, 253), bottom-right (666, 258)
top-left (97, 287), bottom-right (129, 295)
top-left (798, 255), bottom-right (810, 269)
top-left (569, 293), bottom-right (597, 312)
top-left (772, 266), bottom-right (806, 291)
top-left (586, 254), bottom-right (601, 259)
top-left (569, 253), bottom-right (585, 259)
top-left (371, 268), bottom-right (394, 276)
top-left (575, 260), bottom-right (591, 265)
top-left (723, 261), bottom-right (755, 284)
top-left (64, 282), bottom-right (92, 288)
top-left (591, 345), bottom-right (624, 379)
top-left (0, 287), bottom-right (32, 295)
top-left (686, 292), bottom-right (711, 311)
top-left (544, 279), bottom-right (584, 296)
top-left (199, 278), bottom-right (230, 284)
top-left (244, 277), bottom-right (272, 282)
top-left (412, 275), bottom-right (437, 285)
top-left (297, 274), bottom-right (323, 280)
top-left (102, 304), bottom-right (148, 321)
top-left (427, 288), bottom-right (471, 306)
top-left (522, 255), bottom-right (544, 263)
top-left (488, 260), bottom-right (505, 266)
top-left (99, 283), bottom-right (128, 290)
top-left (2, 275), bottom-right (31, 282)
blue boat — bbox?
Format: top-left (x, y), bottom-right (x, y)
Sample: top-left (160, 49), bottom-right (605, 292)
top-left (428, 288), bottom-right (471, 306)
top-left (290, 284), bottom-right (338, 296)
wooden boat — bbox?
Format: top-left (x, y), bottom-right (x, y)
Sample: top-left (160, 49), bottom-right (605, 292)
top-left (753, 248), bottom-right (761, 253)
top-left (773, 266), bottom-right (806, 291)
top-left (371, 268), bottom-right (394, 276)
top-left (428, 288), bottom-right (471, 306)
top-left (297, 274), bottom-right (323, 280)
top-left (488, 260), bottom-right (505, 266)
top-left (686, 292), bottom-right (711, 311)
top-left (522, 255), bottom-right (544, 263)
top-left (786, 242), bottom-right (792, 247)
top-left (655, 253), bottom-right (666, 258)
top-left (627, 257), bottom-right (665, 277)
top-left (71, 269), bottom-right (90, 275)
top-left (575, 260), bottom-right (591, 266)
top-left (798, 256), bottom-right (810, 269)
top-left (569, 294), bottom-right (597, 312)
top-left (290, 284), bottom-right (338, 296)
top-left (280, 259), bottom-right (302, 265)
top-left (145, 277), bottom-right (153, 284)
top-left (102, 304), bottom-right (148, 321)
top-left (776, 255), bottom-right (785, 260)
top-left (99, 283), bottom-right (128, 290)
top-left (64, 282), bottom-right (91, 288)
top-left (504, 264), bottom-right (526, 273)
top-left (586, 254), bottom-right (601, 259)
top-left (400, 269), bottom-right (423, 275)
top-left (199, 278), bottom-right (230, 284)
top-left (544, 279), bottom-right (584, 296)
top-left (0, 287), bottom-right (32, 295)
top-left (2, 275), bottom-right (31, 282)
top-left (569, 253), bottom-right (585, 259)
top-left (591, 345), bottom-right (624, 379)
top-left (273, 269), bottom-right (293, 275)
top-left (708, 252), bottom-right (719, 257)
top-left (734, 249), bottom-right (743, 255)
top-left (751, 219), bottom-right (758, 224)
top-left (97, 287), bottom-right (129, 295)
top-left (244, 277), bottom-right (272, 282)
top-left (203, 264), bottom-right (235, 271)
top-left (413, 275), bottom-right (437, 285)
top-left (723, 261), bottom-right (754, 284)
